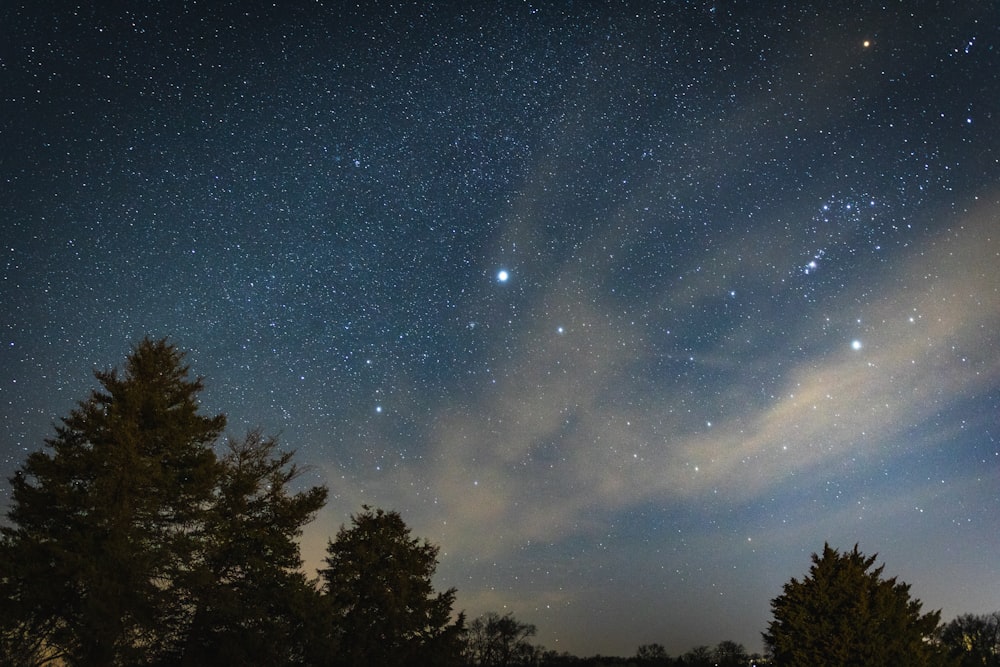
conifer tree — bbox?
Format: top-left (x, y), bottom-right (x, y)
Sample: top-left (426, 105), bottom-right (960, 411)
top-left (1, 339), bottom-right (335, 665)
top-left (763, 543), bottom-right (950, 667)
top-left (172, 429), bottom-right (328, 666)
top-left (319, 506), bottom-right (465, 667)
top-left (0, 338), bottom-right (224, 664)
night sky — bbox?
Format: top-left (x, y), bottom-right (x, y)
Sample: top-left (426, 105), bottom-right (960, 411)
top-left (3, 1), bottom-right (999, 657)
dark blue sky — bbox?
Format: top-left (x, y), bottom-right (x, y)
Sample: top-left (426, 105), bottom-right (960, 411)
top-left (3, 1), bottom-right (999, 656)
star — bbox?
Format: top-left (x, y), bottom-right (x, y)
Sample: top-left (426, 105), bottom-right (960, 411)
top-left (496, 269), bottom-right (509, 283)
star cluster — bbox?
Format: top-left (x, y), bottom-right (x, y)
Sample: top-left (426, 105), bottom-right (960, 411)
top-left (2, 2), bottom-right (999, 656)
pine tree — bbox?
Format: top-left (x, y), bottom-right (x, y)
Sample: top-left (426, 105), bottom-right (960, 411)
top-left (319, 506), bottom-right (465, 667)
top-left (763, 543), bottom-right (950, 667)
top-left (0, 338), bottom-right (225, 664)
top-left (171, 429), bottom-right (328, 666)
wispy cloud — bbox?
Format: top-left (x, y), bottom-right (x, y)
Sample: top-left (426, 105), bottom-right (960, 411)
top-left (307, 198), bottom-right (999, 607)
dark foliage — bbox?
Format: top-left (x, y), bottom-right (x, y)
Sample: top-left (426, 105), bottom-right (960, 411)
top-left (320, 505), bottom-right (465, 667)
top-left (763, 543), bottom-right (951, 667)
top-left (166, 430), bottom-right (328, 666)
top-left (0, 338), bottom-right (327, 666)
top-left (1, 338), bottom-right (225, 664)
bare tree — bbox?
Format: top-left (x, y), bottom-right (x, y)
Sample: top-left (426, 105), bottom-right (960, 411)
top-left (941, 612), bottom-right (1000, 667)
top-left (465, 612), bottom-right (538, 666)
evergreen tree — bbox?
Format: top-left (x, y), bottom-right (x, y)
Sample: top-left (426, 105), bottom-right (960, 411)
top-left (0, 538), bottom-right (67, 666)
top-left (169, 429), bottom-right (328, 666)
top-left (0, 337), bottom-right (226, 665)
top-left (763, 543), bottom-right (950, 667)
top-left (319, 506), bottom-right (465, 667)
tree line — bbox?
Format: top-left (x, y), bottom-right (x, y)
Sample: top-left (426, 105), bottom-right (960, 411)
top-left (1, 339), bottom-right (997, 666)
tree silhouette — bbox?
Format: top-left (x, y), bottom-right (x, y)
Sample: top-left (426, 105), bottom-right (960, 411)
top-left (763, 543), bottom-right (950, 667)
top-left (319, 506), bottom-right (464, 667)
top-left (169, 429), bottom-right (328, 666)
top-left (0, 338), bottom-right (225, 665)
top-left (712, 640), bottom-right (748, 667)
top-left (940, 613), bottom-right (1000, 667)
top-left (635, 642), bottom-right (671, 665)
top-left (0, 338), bottom-right (330, 666)
top-left (465, 611), bottom-right (539, 666)
top-left (681, 645), bottom-right (713, 667)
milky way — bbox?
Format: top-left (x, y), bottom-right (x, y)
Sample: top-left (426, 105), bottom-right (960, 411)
top-left (2, 2), bottom-right (999, 656)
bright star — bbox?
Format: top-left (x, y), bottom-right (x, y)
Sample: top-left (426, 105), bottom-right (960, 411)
top-left (851, 340), bottom-right (862, 351)
top-left (497, 269), bottom-right (509, 283)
